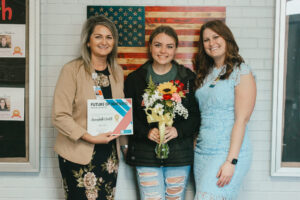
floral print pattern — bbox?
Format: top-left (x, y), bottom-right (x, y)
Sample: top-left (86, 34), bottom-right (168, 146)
top-left (63, 178), bottom-right (69, 199)
top-left (69, 145), bottom-right (119, 200)
top-left (102, 149), bottom-right (118, 175)
top-left (94, 72), bottom-right (110, 88)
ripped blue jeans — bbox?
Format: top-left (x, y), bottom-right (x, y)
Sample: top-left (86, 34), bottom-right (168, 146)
top-left (136, 166), bottom-right (191, 200)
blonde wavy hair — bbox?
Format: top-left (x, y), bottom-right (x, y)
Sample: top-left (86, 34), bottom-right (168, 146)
top-left (79, 15), bottom-right (119, 81)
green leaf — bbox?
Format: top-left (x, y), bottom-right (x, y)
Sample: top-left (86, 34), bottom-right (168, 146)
top-left (79, 169), bottom-right (84, 176)
top-left (144, 75), bottom-right (156, 95)
top-left (78, 182), bottom-right (84, 187)
top-left (72, 170), bottom-right (80, 178)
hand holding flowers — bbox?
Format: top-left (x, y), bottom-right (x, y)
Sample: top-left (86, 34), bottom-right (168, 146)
top-left (164, 126), bottom-right (178, 143)
top-left (143, 77), bottom-right (188, 159)
top-left (148, 128), bottom-right (160, 144)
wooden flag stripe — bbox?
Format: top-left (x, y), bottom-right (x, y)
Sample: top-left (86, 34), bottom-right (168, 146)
top-left (124, 70), bottom-right (134, 76)
top-left (146, 17), bottom-right (225, 24)
top-left (118, 47), bottom-right (198, 53)
top-left (145, 29), bottom-right (200, 35)
top-left (145, 23), bottom-right (203, 30)
top-left (118, 58), bottom-right (193, 65)
top-left (145, 11), bottom-right (226, 18)
top-left (145, 41), bottom-right (198, 47)
top-left (145, 35), bottom-right (199, 42)
top-left (118, 58), bottom-right (148, 65)
top-left (118, 53), bottom-right (197, 59)
top-left (145, 6), bottom-right (226, 12)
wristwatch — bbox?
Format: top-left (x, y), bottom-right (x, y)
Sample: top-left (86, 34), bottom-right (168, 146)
top-left (230, 158), bottom-right (238, 165)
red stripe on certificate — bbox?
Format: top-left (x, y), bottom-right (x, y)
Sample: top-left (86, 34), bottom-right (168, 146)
top-left (113, 107), bottom-right (132, 135)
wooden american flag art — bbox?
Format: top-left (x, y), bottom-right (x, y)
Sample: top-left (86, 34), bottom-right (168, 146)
top-left (87, 6), bottom-right (226, 75)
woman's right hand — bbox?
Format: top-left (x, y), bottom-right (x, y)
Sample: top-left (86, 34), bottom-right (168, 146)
top-left (147, 128), bottom-right (160, 144)
top-left (82, 132), bottom-right (120, 144)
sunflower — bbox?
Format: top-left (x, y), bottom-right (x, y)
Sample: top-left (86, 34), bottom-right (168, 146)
top-left (157, 82), bottom-right (177, 95)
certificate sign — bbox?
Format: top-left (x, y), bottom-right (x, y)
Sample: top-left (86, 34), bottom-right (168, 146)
top-left (0, 25), bottom-right (26, 58)
top-left (87, 98), bottom-right (133, 136)
top-left (0, 87), bottom-right (24, 121)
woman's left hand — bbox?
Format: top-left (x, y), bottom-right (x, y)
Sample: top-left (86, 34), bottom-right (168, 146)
top-left (216, 161), bottom-right (235, 187)
top-left (164, 126), bottom-right (178, 143)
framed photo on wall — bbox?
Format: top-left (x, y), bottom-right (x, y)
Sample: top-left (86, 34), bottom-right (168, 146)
top-left (0, 0), bottom-right (40, 172)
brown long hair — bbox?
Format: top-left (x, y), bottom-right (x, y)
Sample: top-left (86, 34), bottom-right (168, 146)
top-left (148, 25), bottom-right (179, 63)
top-left (194, 20), bottom-right (244, 88)
top-left (0, 98), bottom-right (8, 110)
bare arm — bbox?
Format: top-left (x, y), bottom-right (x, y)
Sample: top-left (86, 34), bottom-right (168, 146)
top-left (82, 132), bottom-right (120, 144)
top-left (216, 73), bottom-right (256, 187)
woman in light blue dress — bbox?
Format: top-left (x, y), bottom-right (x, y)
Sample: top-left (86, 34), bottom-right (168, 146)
top-left (193, 20), bottom-right (256, 199)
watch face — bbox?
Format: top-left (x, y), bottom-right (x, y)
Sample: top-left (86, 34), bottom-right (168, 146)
top-left (232, 159), bottom-right (238, 165)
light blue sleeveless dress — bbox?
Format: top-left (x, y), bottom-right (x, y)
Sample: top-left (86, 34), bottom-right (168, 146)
top-left (194, 63), bottom-right (253, 200)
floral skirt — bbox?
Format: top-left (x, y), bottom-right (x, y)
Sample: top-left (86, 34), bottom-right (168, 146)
top-left (58, 141), bottom-right (119, 200)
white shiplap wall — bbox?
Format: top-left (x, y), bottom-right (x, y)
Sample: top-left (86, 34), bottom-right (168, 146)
top-left (0, 0), bottom-right (300, 199)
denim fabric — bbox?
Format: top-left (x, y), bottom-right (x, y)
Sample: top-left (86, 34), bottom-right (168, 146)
top-left (136, 166), bottom-right (191, 200)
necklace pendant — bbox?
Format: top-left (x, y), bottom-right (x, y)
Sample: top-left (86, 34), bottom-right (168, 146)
top-left (209, 81), bottom-right (216, 88)
top-left (209, 77), bottom-right (220, 88)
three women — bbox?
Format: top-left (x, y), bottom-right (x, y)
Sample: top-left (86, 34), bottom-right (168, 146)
top-left (53, 15), bottom-right (255, 200)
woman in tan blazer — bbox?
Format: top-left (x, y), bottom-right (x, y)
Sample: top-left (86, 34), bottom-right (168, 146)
top-left (52, 16), bottom-right (127, 200)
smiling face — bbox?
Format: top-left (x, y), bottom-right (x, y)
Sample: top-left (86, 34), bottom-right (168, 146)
top-left (1, 37), bottom-right (7, 46)
top-left (150, 33), bottom-right (177, 66)
top-left (202, 28), bottom-right (226, 65)
top-left (0, 99), bottom-right (6, 109)
top-left (88, 25), bottom-right (114, 59)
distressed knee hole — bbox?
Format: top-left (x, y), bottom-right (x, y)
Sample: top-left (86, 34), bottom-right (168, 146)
top-left (144, 192), bottom-right (161, 200)
top-left (166, 186), bottom-right (183, 195)
top-left (140, 180), bottom-right (159, 187)
top-left (166, 196), bottom-right (180, 200)
top-left (139, 172), bottom-right (158, 177)
top-left (145, 197), bottom-right (162, 200)
top-left (166, 176), bottom-right (185, 184)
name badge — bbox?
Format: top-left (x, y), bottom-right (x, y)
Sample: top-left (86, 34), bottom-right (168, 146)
top-left (93, 86), bottom-right (104, 100)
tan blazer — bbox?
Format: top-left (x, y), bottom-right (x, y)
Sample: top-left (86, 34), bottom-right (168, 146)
top-left (52, 59), bottom-right (127, 165)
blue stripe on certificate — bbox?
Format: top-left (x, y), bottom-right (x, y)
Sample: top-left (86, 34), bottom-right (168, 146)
top-left (106, 99), bottom-right (127, 117)
top-left (116, 99), bottom-right (131, 111)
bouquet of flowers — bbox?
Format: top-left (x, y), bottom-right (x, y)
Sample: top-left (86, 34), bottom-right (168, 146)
top-left (142, 77), bottom-right (189, 159)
